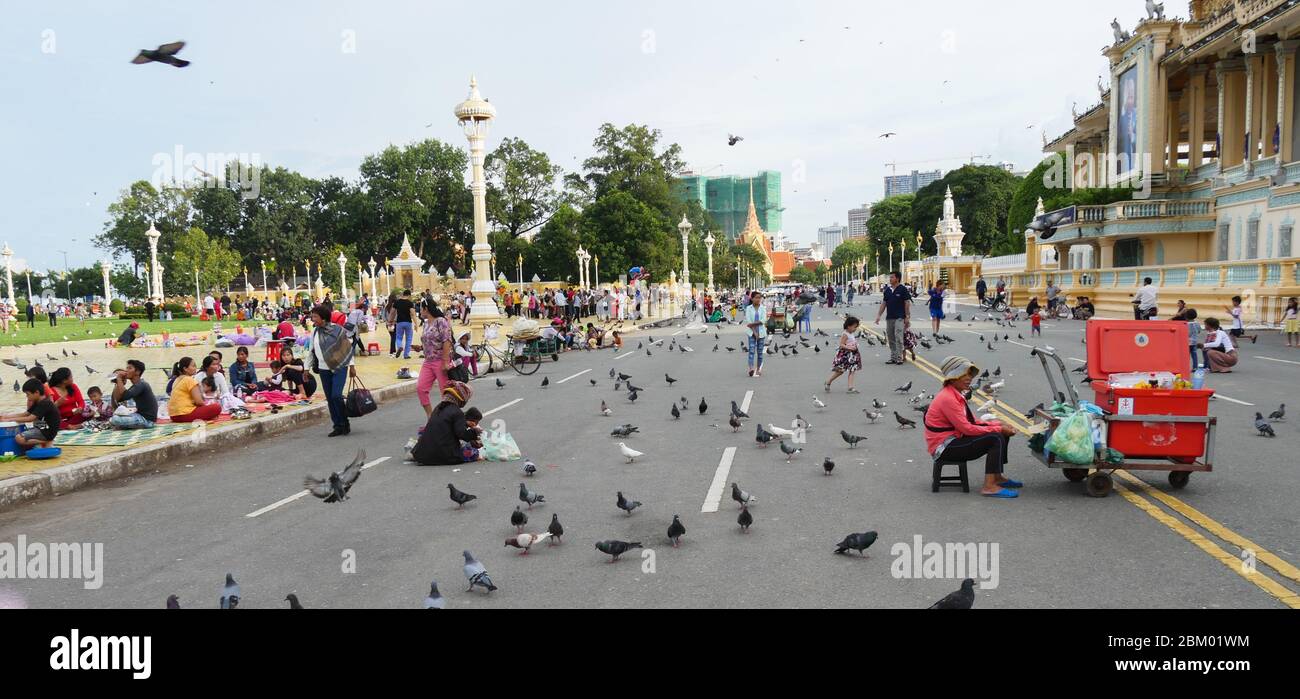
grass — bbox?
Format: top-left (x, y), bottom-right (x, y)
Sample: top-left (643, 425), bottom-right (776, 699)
top-left (1, 316), bottom-right (243, 347)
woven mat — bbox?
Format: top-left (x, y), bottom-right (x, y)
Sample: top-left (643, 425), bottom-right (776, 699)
top-left (53, 422), bottom-right (197, 447)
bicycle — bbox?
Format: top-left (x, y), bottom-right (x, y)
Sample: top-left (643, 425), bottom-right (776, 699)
top-left (1048, 299), bottom-right (1073, 320)
top-left (472, 323), bottom-right (540, 376)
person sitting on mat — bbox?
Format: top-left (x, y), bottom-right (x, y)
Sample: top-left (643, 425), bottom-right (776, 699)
top-left (923, 356), bottom-right (1022, 499)
top-left (2, 378), bottom-right (61, 450)
top-left (167, 357), bottom-right (222, 423)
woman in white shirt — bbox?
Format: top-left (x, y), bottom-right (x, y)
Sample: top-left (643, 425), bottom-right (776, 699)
top-left (1199, 318), bottom-right (1238, 373)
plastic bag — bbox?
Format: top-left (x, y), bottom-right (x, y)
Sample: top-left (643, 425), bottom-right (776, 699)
top-left (1046, 410), bottom-right (1095, 465)
top-left (480, 430), bottom-right (521, 462)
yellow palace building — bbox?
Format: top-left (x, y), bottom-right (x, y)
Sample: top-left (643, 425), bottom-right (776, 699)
top-left (995, 0), bottom-right (1300, 322)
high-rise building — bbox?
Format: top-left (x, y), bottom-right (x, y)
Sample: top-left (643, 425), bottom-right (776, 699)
top-left (847, 204), bottom-right (871, 240)
top-left (883, 169), bottom-right (943, 197)
top-left (674, 171), bottom-right (783, 243)
top-left (818, 223), bottom-right (848, 257)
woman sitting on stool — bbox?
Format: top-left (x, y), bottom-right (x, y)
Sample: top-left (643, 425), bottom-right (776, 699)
top-left (923, 356), bottom-right (1022, 499)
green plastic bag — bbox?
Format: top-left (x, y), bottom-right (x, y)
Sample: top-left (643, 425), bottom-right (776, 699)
top-left (1046, 410), bottom-right (1095, 465)
top-left (480, 430), bottom-right (521, 462)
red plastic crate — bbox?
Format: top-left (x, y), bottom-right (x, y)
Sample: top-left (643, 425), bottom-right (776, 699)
top-left (1086, 320), bottom-right (1191, 378)
top-left (1090, 383), bottom-right (1213, 458)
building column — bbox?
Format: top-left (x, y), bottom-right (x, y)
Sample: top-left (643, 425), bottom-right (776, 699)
top-left (1025, 234), bottom-right (1039, 273)
top-left (1168, 90), bottom-right (1183, 171)
top-left (1189, 66), bottom-right (1208, 169)
top-left (1247, 54), bottom-right (1264, 164)
top-left (1261, 51), bottom-right (1277, 158)
top-left (1218, 58), bottom-right (1247, 168)
top-left (1099, 238), bottom-right (1116, 269)
top-left (1276, 41), bottom-right (1300, 163)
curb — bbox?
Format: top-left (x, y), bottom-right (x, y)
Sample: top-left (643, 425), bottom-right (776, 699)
top-left (0, 379), bottom-right (419, 513)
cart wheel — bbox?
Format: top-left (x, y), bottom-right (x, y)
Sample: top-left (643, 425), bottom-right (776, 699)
top-left (1085, 472), bottom-right (1113, 498)
top-left (551, 354), bottom-right (559, 362)
top-left (1063, 468), bottom-right (1089, 482)
top-left (1168, 471), bottom-right (1190, 489)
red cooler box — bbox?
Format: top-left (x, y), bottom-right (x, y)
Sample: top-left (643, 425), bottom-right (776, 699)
top-left (1086, 320), bottom-right (1213, 459)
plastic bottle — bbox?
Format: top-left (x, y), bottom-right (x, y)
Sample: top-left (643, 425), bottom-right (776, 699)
top-left (1192, 368), bottom-right (1207, 390)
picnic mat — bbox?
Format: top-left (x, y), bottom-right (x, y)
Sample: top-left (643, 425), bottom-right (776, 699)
top-left (53, 423), bottom-right (197, 447)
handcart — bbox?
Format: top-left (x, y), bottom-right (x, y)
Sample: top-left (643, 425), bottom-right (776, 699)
top-left (1028, 320), bottom-right (1216, 498)
top-left (765, 300), bottom-right (796, 334)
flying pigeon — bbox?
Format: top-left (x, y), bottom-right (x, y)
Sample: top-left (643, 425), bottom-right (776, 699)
top-left (841, 430), bottom-right (867, 448)
top-left (519, 482), bottom-right (545, 508)
top-left (928, 578), bottom-right (976, 609)
top-left (511, 506), bottom-right (529, 532)
top-left (727, 134), bottom-right (744, 146)
top-left (894, 412), bottom-right (917, 429)
top-left (731, 482), bottom-right (757, 508)
top-left (447, 483), bottom-right (477, 509)
top-left (737, 506), bottom-right (754, 532)
top-left (303, 449), bottom-right (366, 503)
top-left (423, 581), bottom-right (445, 609)
top-left (220, 573), bottom-right (240, 609)
top-left (504, 532), bottom-right (551, 554)
top-left (619, 443), bottom-right (644, 463)
top-left (834, 531), bottom-right (879, 557)
top-left (595, 540), bottom-right (643, 562)
top-left (667, 515), bottom-right (686, 547)
top-left (616, 491), bottom-right (642, 515)
top-left (1255, 413), bottom-right (1276, 437)
top-left (462, 550), bottom-right (497, 593)
top-left (131, 41), bottom-right (190, 68)
top-left (547, 513), bottom-right (564, 544)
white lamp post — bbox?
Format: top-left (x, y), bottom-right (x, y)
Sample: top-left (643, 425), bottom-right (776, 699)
top-left (156, 263), bottom-right (165, 301)
top-left (516, 254), bottom-right (523, 292)
top-left (193, 267), bottom-right (199, 304)
top-left (575, 246), bottom-right (585, 287)
top-left (677, 215), bottom-right (692, 289)
top-left (368, 258), bottom-right (378, 300)
top-left (1, 243), bottom-right (13, 305)
top-left (243, 267), bottom-right (250, 295)
top-left (593, 255), bottom-right (600, 288)
top-left (100, 259), bottom-right (112, 314)
top-left (454, 76), bottom-right (501, 329)
top-left (704, 232), bottom-right (715, 293)
top-left (261, 260), bottom-right (268, 296)
top-left (145, 223), bottom-right (162, 303)
top-left (337, 252), bottom-right (348, 302)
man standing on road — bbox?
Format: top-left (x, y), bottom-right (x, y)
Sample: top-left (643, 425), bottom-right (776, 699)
top-left (1045, 281), bottom-right (1060, 316)
top-left (744, 290), bottom-right (768, 378)
top-left (874, 271), bottom-right (911, 365)
top-left (975, 276), bottom-right (987, 306)
top-left (1133, 277), bottom-right (1159, 320)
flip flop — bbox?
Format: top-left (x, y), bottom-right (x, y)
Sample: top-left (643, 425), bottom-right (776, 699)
top-left (998, 479), bottom-right (1024, 488)
top-left (982, 488), bottom-right (1019, 499)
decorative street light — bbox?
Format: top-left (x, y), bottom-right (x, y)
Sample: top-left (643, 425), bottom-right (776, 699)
top-left (575, 246), bottom-right (585, 288)
top-left (704, 231), bottom-right (716, 293)
top-left (593, 254), bottom-right (600, 288)
top-left (1, 243), bottom-right (13, 305)
top-left (736, 255), bottom-right (741, 291)
top-left (888, 243), bottom-right (895, 276)
top-left (337, 252), bottom-right (348, 302)
top-left (368, 258), bottom-right (378, 300)
top-left (677, 215), bottom-right (692, 289)
top-left (100, 259), bottom-right (112, 313)
top-left (516, 253), bottom-right (523, 292)
top-left (454, 75), bottom-right (500, 329)
top-left (193, 267), bottom-right (199, 305)
top-left (145, 223), bottom-right (162, 303)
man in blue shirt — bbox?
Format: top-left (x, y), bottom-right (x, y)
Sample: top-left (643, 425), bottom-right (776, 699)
top-left (873, 271), bottom-right (911, 365)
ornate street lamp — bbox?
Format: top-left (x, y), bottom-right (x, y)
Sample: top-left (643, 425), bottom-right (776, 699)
top-left (704, 232), bottom-right (716, 292)
top-left (454, 76), bottom-right (500, 328)
top-left (677, 215), bottom-right (692, 288)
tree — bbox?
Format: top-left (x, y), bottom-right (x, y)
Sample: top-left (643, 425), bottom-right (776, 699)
top-left (830, 239), bottom-right (872, 271)
top-left (580, 192), bottom-right (674, 285)
top-left (486, 137), bottom-right (563, 238)
top-left (568, 124), bottom-right (686, 214)
top-left (110, 265), bottom-right (147, 301)
top-left (866, 194), bottom-right (915, 269)
top-left (95, 181), bottom-right (193, 273)
top-left (168, 227), bottom-right (242, 297)
top-left (530, 203), bottom-right (583, 283)
top-left (787, 265), bottom-right (820, 285)
top-left (911, 166), bottom-right (1021, 256)
top-left (359, 139), bottom-right (473, 274)
top-left (719, 242), bottom-right (771, 288)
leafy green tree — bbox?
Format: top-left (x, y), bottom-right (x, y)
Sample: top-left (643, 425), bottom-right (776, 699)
top-left (110, 265), bottom-right (147, 301)
top-left (168, 227), bottom-right (242, 297)
top-left (95, 181), bottom-right (193, 273)
top-left (567, 124), bottom-right (686, 215)
top-left (719, 242), bottom-right (771, 288)
top-left (866, 194), bottom-right (915, 268)
top-left (830, 239), bottom-right (872, 271)
top-left (788, 265), bottom-right (820, 285)
top-left (359, 139), bottom-right (473, 273)
top-left (911, 166), bottom-right (1021, 256)
top-left (530, 203), bottom-right (583, 282)
top-left (486, 137), bottom-right (564, 238)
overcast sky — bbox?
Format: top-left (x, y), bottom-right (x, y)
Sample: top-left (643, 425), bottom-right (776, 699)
top-left (1, 0), bottom-right (1148, 272)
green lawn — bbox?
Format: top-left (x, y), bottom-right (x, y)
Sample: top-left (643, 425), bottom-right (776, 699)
top-left (2, 317), bottom-right (234, 347)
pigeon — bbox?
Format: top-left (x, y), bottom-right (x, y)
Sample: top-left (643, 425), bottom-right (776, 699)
top-left (681, 397), bottom-right (689, 408)
top-left (2, 359), bottom-right (24, 370)
top-left (46, 353), bottom-right (58, 361)
top-left (285, 593), bottom-right (304, 609)
top-left (872, 398), bottom-right (887, 410)
top-left (519, 482), bottom-right (545, 508)
top-left (727, 134), bottom-right (744, 146)
top-left (665, 373), bottom-right (677, 386)
top-left (423, 581), bottom-right (445, 609)
top-left (220, 573), bottom-right (240, 609)
top-left (595, 540), bottom-right (643, 562)
top-left (671, 403), bottom-right (681, 420)
top-left (795, 414), bottom-right (813, 432)
top-left (447, 483), bottom-right (477, 509)
top-left (667, 515), bottom-right (686, 547)
top-left (541, 376), bottom-right (549, 388)
top-left (1255, 413), bottom-right (1276, 437)
top-left (601, 401), bottom-right (612, 417)
top-left (713, 345), bottom-right (719, 352)
top-left (616, 491), bottom-right (642, 515)
top-left (511, 506), bottom-right (529, 532)
top-left (166, 595), bottom-right (180, 609)
top-left (547, 513), bottom-right (564, 544)
top-left (822, 457), bottom-right (835, 475)
top-left (11, 380), bottom-right (18, 392)
top-left (894, 382), bottom-right (913, 394)
top-left (779, 440), bottom-right (802, 462)
top-left (618, 373), bottom-right (632, 382)
top-left (812, 395), bottom-right (826, 410)
top-left (504, 532), bottom-right (551, 554)
top-left (619, 442), bottom-right (644, 463)
top-left (834, 531), bottom-right (878, 557)
top-left (589, 379), bottom-right (598, 386)
top-left (863, 409), bottom-right (883, 423)
top-left (627, 390), bottom-right (639, 403)
top-left (626, 381), bottom-right (644, 392)
top-left (84, 365), bottom-right (97, 375)
top-left (894, 412), bottom-right (917, 429)
top-left (1268, 404), bottom-right (1286, 422)
top-left (61, 349), bottom-right (67, 357)
top-left (731, 482), bottom-right (757, 508)
top-left (731, 401), bottom-right (750, 419)
top-left (698, 397), bottom-right (708, 415)
top-left (496, 378), bottom-right (505, 389)
top-left (755, 423), bottom-right (774, 447)
top-left (131, 41), bottom-right (190, 68)
top-left (987, 343), bottom-right (996, 352)
top-left (767, 423), bottom-right (796, 439)
top-left (728, 414), bottom-right (742, 432)
top-left (522, 460), bottom-right (537, 477)
top-left (928, 578), bottom-right (976, 609)
top-left (462, 551), bottom-right (497, 593)
top-left (841, 430), bottom-right (867, 448)
top-left (611, 424), bottom-right (639, 438)
top-left (737, 506), bottom-right (754, 532)
top-left (609, 368), bottom-right (616, 379)
top-left (303, 449), bottom-right (366, 503)
top-left (727, 347), bottom-right (736, 352)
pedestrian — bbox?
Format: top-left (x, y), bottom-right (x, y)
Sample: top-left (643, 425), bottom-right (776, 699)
top-left (1184, 309), bottom-right (1201, 369)
top-left (392, 289), bottom-right (416, 359)
top-left (307, 305), bottom-right (356, 437)
top-left (1225, 295), bottom-right (1257, 344)
top-left (975, 276), bottom-right (987, 306)
top-left (824, 316), bottom-right (862, 394)
top-left (414, 302), bottom-right (453, 419)
top-left (873, 271), bottom-right (910, 365)
top-left (411, 381), bottom-right (481, 466)
top-left (924, 356), bottom-right (1022, 499)
top-left (1284, 297), bottom-right (1299, 348)
top-left (1030, 308), bottom-right (1042, 337)
top-left (743, 290), bottom-right (768, 378)
top-left (26, 301), bottom-right (36, 328)
top-left (927, 280), bottom-right (946, 335)
top-left (1170, 300), bottom-right (1191, 321)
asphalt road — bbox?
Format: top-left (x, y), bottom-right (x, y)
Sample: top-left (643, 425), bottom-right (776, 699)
top-left (0, 299), bottom-right (1296, 609)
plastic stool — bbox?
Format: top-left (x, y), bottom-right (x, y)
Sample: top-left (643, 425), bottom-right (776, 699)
top-left (367, 342), bottom-right (381, 356)
top-left (932, 457), bottom-right (970, 493)
top-left (265, 341), bottom-right (282, 363)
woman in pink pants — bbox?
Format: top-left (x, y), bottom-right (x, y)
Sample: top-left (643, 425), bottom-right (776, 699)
top-left (414, 302), bottom-right (453, 418)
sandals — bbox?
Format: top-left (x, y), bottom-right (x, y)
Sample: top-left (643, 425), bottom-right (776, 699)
top-left (982, 488), bottom-right (1019, 499)
top-left (998, 478), bottom-right (1024, 488)
top-left (847, 388), bottom-right (860, 394)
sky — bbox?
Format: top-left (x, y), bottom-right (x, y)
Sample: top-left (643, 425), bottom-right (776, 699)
top-left (0, 0), bottom-right (1148, 273)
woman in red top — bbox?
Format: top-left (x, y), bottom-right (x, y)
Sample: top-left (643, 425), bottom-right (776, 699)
top-left (923, 356), bottom-right (1022, 499)
top-left (49, 367), bottom-right (88, 428)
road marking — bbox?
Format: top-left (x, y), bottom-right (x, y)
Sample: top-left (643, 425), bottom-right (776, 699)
top-left (614, 351), bottom-right (638, 361)
top-left (1007, 340), bottom-right (1034, 350)
top-left (1069, 357), bottom-right (1087, 364)
top-left (701, 447), bottom-right (737, 513)
top-left (483, 398), bottom-right (522, 417)
top-left (1211, 393), bottom-right (1254, 406)
top-left (556, 369), bottom-right (591, 385)
top-left (245, 456), bottom-right (391, 518)
top-left (739, 390), bottom-right (754, 415)
top-left (672, 329), bottom-right (685, 336)
top-left (1259, 356), bottom-right (1300, 366)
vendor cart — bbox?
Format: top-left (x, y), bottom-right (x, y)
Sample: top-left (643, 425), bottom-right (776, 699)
top-left (1028, 320), bottom-right (1217, 498)
top-left (765, 299), bottom-right (796, 334)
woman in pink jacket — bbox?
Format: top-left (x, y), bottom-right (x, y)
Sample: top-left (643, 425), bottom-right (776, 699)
top-left (924, 356), bottom-right (1022, 499)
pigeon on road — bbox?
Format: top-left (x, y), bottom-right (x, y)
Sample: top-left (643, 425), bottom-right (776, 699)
top-left (303, 449), bottom-right (365, 503)
top-left (728, 414), bottom-right (742, 432)
top-left (462, 551), bottom-right (498, 593)
top-left (547, 513), bottom-right (564, 544)
top-left (220, 573), bottom-right (240, 609)
top-left (1268, 404), bottom-right (1286, 422)
top-left (595, 540), bottom-right (643, 562)
top-left (812, 395), bottom-right (826, 410)
top-left (779, 440), bottom-right (802, 462)
top-left (671, 403), bottom-right (681, 420)
top-left (616, 491), bottom-right (642, 515)
top-left (863, 410), bottom-right (882, 423)
top-left (285, 593), bottom-right (304, 609)
top-left (731, 401), bottom-right (749, 419)
top-left (822, 457), bottom-right (835, 475)
top-left (731, 482), bottom-right (757, 508)
top-left (895, 412), bottom-right (917, 429)
top-left (423, 581), bottom-right (445, 609)
top-left (665, 374), bottom-right (677, 386)
top-left (1255, 413), bottom-right (1277, 437)
top-left (667, 515), bottom-right (686, 547)
top-left (510, 506), bottom-right (529, 532)
top-left (841, 430), bottom-right (867, 448)
top-left (894, 381), bottom-right (913, 394)
top-left (518, 482), bottom-right (545, 508)
top-left (447, 483), bottom-right (477, 509)
top-left (166, 595), bottom-right (180, 609)
top-left (737, 506), bottom-right (754, 533)
top-left (504, 532), bottom-right (551, 554)
top-left (522, 459), bottom-right (537, 477)
top-left (698, 397), bottom-right (708, 415)
top-left (834, 531), bottom-right (879, 557)
top-left (619, 443), bottom-right (644, 463)
top-left (611, 424), bottom-right (639, 438)
top-left (755, 423), bottom-right (774, 447)
top-left (541, 376), bottom-right (549, 388)
top-left (928, 578), bottom-right (976, 609)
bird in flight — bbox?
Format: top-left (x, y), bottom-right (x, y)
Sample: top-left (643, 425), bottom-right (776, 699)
top-left (879, 132), bottom-right (897, 138)
top-left (728, 134), bottom-right (744, 146)
top-left (131, 41), bottom-right (189, 68)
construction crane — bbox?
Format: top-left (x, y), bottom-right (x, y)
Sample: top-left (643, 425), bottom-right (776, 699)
top-left (885, 154), bottom-right (992, 177)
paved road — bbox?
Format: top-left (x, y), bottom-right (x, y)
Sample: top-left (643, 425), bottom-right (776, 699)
top-left (0, 300), bottom-right (1296, 609)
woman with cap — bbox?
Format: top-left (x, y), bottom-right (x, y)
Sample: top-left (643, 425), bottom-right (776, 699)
top-left (924, 356), bottom-right (1022, 499)
top-left (411, 380), bottom-right (482, 466)
top-left (117, 321), bottom-right (141, 347)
